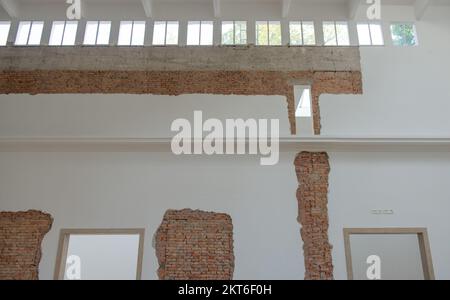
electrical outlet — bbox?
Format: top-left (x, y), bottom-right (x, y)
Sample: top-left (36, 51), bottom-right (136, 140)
top-left (371, 209), bottom-right (394, 215)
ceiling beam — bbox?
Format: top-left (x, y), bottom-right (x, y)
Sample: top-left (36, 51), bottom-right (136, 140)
top-left (415, 0), bottom-right (431, 20)
top-left (0, 0), bottom-right (19, 18)
top-left (213, 0), bottom-right (221, 18)
top-left (141, 0), bottom-right (153, 18)
top-left (348, 0), bottom-right (362, 20)
top-left (282, 0), bottom-right (292, 18)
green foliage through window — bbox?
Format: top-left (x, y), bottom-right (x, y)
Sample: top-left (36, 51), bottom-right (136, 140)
top-left (391, 24), bottom-right (417, 46)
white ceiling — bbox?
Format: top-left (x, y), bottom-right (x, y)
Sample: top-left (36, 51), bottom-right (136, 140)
top-left (1, 0), bottom-right (449, 20)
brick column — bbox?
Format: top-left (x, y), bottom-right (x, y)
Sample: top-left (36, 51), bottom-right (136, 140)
top-left (294, 152), bottom-right (333, 280)
top-left (0, 210), bottom-right (53, 280)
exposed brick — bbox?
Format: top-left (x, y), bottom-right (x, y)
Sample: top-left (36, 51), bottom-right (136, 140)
top-left (294, 152), bottom-right (333, 280)
top-left (0, 70), bottom-right (362, 135)
top-left (0, 210), bottom-right (53, 280)
top-left (155, 209), bottom-right (234, 280)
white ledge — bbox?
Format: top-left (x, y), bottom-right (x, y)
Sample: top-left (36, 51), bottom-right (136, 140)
top-left (1, 137), bottom-right (450, 152)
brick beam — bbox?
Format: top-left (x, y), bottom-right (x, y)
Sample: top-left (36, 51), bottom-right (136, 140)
top-left (295, 152), bottom-right (333, 280)
top-left (0, 47), bottom-right (362, 135)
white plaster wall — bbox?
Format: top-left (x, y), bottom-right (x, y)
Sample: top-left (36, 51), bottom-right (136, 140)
top-left (328, 152), bottom-right (450, 280)
top-left (0, 151), bottom-right (303, 280)
top-left (0, 5), bottom-right (450, 280)
top-left (321, 7), bottom-right (450, 137)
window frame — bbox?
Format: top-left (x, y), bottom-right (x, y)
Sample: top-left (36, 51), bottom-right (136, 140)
top-left (15, 20), bottom-right (45, 46)
top-left (117, 20), bottom-right (146, 46)
top-left (289, 21), bottom-right (316, 46)
top-left (221, 21), bottom-right (247, 45)
top-left (255, 20), bottom-right (282, 46)
top-left (187, 20), bottom-right (214, 46)
top-left (54, 228), bottom-right (145, 280)
top-left (152, 21), bottom-right (179, 46)
top-left (322, 21), bottom-right (350, 46)
top-left (49, 20), bottom-right (79, 46)
top-left (83, 21), bottom-right (112, 46)
top-left (343, 228), bottom-right (434, 280)
top-left (357, 22), bottom-right (384, 46)
top-left (0, 21), bottom-right (11, 46)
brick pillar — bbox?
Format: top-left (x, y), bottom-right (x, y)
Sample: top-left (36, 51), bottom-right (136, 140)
top-left (0, 210), bottom-right (53, 280)
top-left (155, 209), bottom-right (234, 280)
top-left (294, 152), bottom-right (333, 280)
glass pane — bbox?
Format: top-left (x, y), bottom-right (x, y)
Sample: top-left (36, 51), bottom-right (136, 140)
top-left (84, 21), bottom-right (98, 45)
top-left (152, 21), bottom-right (166, 45)
top-left (0, 21), bottom-right (11, 46)
top-left (187, 21), bottom-right (200, 45)
top-left (221, 21), bottom-right (234, 45)
top-left (96, 21), bottom-right (111, 45)
top-left (391, 24), bottom-right (417, 46)
top-left (165, 21), bottom-right (179, 45)
top-left (289, 22), bottom-right (302, 45)
top-left (62, 21), bottom-right (78, 46)
top-left (323, 22), bottom-right (337, 46)
top-left (268, 21), bottom-right (281, 45)
top-left (369, 23), bottom-right (384, 45)
top-left (28, 21), bottom-right (44, 45)
top-left (64, 234), bottom-right (140, 280)
top-left (200, 21), bottom-right (213, 46)
top-left (49, 21), bottom-right (65, 46)
top-left (15, 21), bottom-right (31, 45)
top-left (118, 21), bottom-right (133, 46)
top-left (296, 88), bottom-right (312, 117)
top-left (336, 22), bottom-right (350, 46)
top-left (357, 23), bottom-right (371, 45)
top-left (302, 22), bottom-right (315, 45)
top-left (350, 234), bottom-right (424, 280)
top-left (235, 21), bottom-right (247, 45)
top-left (256, 21), bottom-right (268, 46)
top-left (131, 21), bottom-right (146, 46)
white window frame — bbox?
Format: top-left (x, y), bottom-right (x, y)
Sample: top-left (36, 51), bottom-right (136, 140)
top-left (0, 21), bottom-right (11, 46)
top-left (118, 21), bottom-right (146, 46)
top-left (152, 21), bottom-right (179, 46)
top-left (255, 20), bottom-right (282, 46)
top-left (49, 21), bottom-right (78, 46)
top-left (357, 22), bottom-right (384, 46)
top-left (15, 21), bottom-right (44, 46)
top-left (54, 228), bottom-right (145, 280)
top-left (323, 21), bottom-right (350, 46)
top-left (289, 21), bottom-right (315, 46)
top-left (187, 21), bottom-right (214, 46)
top-left (83, 21), bottom-right (112, 46)
top-left (221, 21), bottom-right (247, 45)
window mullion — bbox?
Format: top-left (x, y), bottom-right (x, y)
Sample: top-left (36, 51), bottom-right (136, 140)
top-left (26, 21), bottom-right (32, 45)
top-left (95, 21), bottom-right (99, 45)
top-left (130, 21), bottom-right (134, 46)
top-left (199, 21), bottom-right (202, 45)
top-left (301, 22), bottom-right (304, 46)
top-left (61, 21), bottom-right (67, 46)
top-left (164, 22), bottom-right (167, 45)
top-left (334, 22), bottom-right (338, 45)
